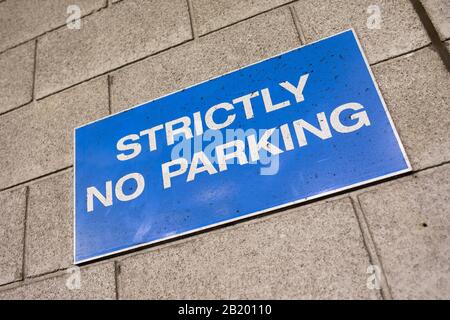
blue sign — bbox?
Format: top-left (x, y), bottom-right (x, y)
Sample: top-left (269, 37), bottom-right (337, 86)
top-left (74, 29), bottom-right (410, 263)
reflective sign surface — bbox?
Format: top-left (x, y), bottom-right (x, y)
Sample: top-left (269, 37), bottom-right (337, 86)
top-left (74, 30), bottom-right (410, 263)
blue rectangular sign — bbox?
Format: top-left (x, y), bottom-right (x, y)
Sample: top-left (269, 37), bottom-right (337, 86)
top-left (74, 29), bottom-right (411, 263)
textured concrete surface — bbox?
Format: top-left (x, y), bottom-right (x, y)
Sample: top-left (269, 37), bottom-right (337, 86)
top-left (26, 171), bottom-right (73, 277)
top-left (0, 41), bottom-right (34, 114)
top-left (422, 0), bottom-right (450, 40)
top-left (35, 0), bottom-right (192, 99)
top-left (358, 164), bottom-right (450, 299)
top-left (0, 77), bottom-right (108, 190)
top-left (293, 0), bottom-right (430, 64)
top-left (192, 0), bottom-right (292, 35)
top-left (0, 0), bottom-right (106, 52)
top-left (118, 198), bottom-right (378, 299)
top-left (373, 46), bottom-right (450, 170)
top-left (0, 188), bottom-right (26, 286)
top-left (0, 0), bottom-right (449, 300)
top-left (111, 8), bottom-right (299, 112)
top-left (0, 263), bottom-right (115, 300)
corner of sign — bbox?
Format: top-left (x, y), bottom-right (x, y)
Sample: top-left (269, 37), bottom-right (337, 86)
top-left (404, 155), bottom-right (413, 173)
top-left (73, 253), bottom-right (85, 266)
top-left (348, 27), bottom-right (359, 40)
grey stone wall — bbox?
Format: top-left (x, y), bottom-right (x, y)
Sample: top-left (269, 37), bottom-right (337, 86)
top-left (0, 0), bottom-right (449, 299)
